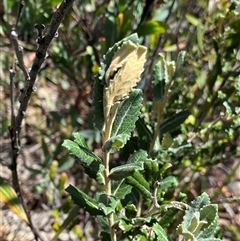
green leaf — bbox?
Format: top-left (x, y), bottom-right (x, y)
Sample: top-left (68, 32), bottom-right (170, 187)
top-left (62, 134), bottom-right (104, 183)
top-left (126, 176), bottom-right (152, 201)
top-left (134, 234), bottom-right (148, 241)
top-left (189, 192), bottom-right (211, 213)
top-left (0, 117), bottom-right (9, 136)
top-left (102, 133), bottom-right (130, 153)
top-left (111, 89), bottom-right (143, 137)
top-left (158, 175), bottom-right (178, 191)
top-left (133, 171), bottom-right (150, 190)
top-left (92, 75), bottom-right (105, 131)
top-left (112, 181), bottom-right (132, 200)
top-left (109, 163), bottom-right (144, 180)
top-left (127, 149), bottom-right (148, 163)
top-left (144, 159), bottom-right (159, 186)
top-left (161, 132), bottom-right (173, 148)
top-left (177, 224), bottom-right (195, 240)
top-left (174, 51), bottom-right (186, 79)
top-left (137, 20), bottom-right (168, 36)
top-left (152, 223), bottom-right (169, 241)
top-left (136, 118), bottom-right (153, 149)
top-left (98, 193), bottom-right (117, 215)
top-left (159, 110), bottom-right (191, 135)
top-left (65, 185), bottom-right (103, 216)
top-left (152, 60), bottom-right (165, 101)
top-left (177, 193), bottom-right (220, 240)
top-left (158, 193), bottom-right (187, 228)
top-left (197, 25), bottom-right (204, 53)
top-left (72, 132), bottom-right (89, 147)
top-left (156, 54), bottom-right (168, 84)
top-left (119, 219), bottom-right (133, 233)
top-left (97, 215), bottom-right (109, 236)
top-left (185, 13), bottom-right (200, 26)
top-left (0, 177), bottom-right (28, 224)
top-left (159, 207), bottom-right (179, 228)
top-left (168, 142), bottom-right (192, 154)
top-left (197, 204), bottom-right (218, 239)
top-left (132, 216), bottom-right (152, 224)
top-left (187, 212), bottom-right (207, 234)
top-left (125, 203), bottom-right (137, 219)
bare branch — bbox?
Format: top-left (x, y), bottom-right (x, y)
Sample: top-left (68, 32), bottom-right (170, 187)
top-left (10, 31), bottom-right (30, 80)
top-left (15, 0), bottom-right (25, 29)
top-left (9, 68), bottom-right (16, 125)
top-left (8, 1), bottom-right (76, 240)
top-left (16, 0), bottom-right (75, 134)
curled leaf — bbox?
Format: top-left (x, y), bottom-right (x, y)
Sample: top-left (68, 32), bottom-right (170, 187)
top-left (62, 133), bottom-right (104, 184)
top-left (104, 40), bottom-right (147, 117)
top-left (92, 33), bottom-right (140, 131)
top-left (109, 163), bottom-right (144, 180)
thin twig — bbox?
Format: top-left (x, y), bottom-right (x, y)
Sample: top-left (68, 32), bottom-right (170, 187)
top-left (9, 68), bottom-right (16, 125)
top-left (9, 1), bottom-right (76, 240)
top-left (10, 31), bottom-right (30, 80)
top-left (9, 68), bottom-right (42, 240)
top-left (15, 0), bottom-right (25, 29)
top-left (16, 0), bottom-right (75, 132)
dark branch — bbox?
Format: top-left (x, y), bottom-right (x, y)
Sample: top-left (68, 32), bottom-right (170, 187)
top-left (16, 0), bottom-right (75, 134)
top-left (9, 1), bottom-right (75, 240)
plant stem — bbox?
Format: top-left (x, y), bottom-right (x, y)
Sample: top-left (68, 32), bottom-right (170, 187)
top-left (103, 151), bottom-right (111, 196)
top-left (148, 103), bottom-right (163, 156)
top-left (137, 194), bottom-right (143, 216)
top-left (102, 114), bottom-right (116, 241)
top-left (103, 151), bottom-right (117, 241)
top-left (148, 78), bottom-right (173, 156)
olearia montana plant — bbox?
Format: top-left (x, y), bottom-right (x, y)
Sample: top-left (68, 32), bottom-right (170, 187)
top-left (63, 34), bottom-right (223, 241)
